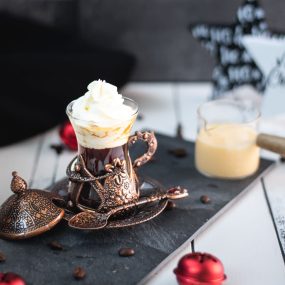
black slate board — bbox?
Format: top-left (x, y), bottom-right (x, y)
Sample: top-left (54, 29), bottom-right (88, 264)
top-left (0, 134), bottom-right (274, 285)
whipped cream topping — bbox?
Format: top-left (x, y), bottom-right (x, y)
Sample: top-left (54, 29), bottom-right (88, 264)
top-left (72, 80), bottom-right (135, 126)
top-left (68, 80), bottom-right (137, 149)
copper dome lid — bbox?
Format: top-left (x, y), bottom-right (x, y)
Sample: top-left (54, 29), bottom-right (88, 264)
top-left (0, 172), bottom-right (65, 240)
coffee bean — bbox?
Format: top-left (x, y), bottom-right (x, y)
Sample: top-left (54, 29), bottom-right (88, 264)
top-left (0, 252), bottom-right (6, 262)
top-left (166, 200), bottom-right (176, 210)
top-left (118, 247), bottom-right (135, 257)
top-left (200, 195), bottom-right (211, 204)
top-left (73, 266), bottom-right (86, 280)
top-left (168, 148), bottom-right (188, 158)
top-left (48, 241), bottom-right (63, 251)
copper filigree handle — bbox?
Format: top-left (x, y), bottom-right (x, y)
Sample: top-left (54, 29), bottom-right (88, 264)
top-left (128, 131), bottom-right (157, 169)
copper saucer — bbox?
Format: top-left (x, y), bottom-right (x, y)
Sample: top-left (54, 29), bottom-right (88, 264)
top-left (49, 176), bottom-right (168, 229)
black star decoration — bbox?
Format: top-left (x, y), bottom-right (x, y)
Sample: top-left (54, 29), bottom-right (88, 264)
top-left (191, 0), bottom-right (270, 98)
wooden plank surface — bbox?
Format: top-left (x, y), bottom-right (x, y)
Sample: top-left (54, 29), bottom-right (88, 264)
top-left (144, 180), bottom-right (285, 285)
top-left (30, 128), bottom-right (61, 189)
top-left (175, 82), bottom-right (211, 141)
top-left (0, 134), bottom-right (273, 285)
top-left (263, 163), bottom-right (285, 262)
top-left (0, 82), bottom-right (284, 285)
top-left (193, 178), bottom-right (285, 285)
top-left (121, 83), bottom-right (177, 136)
top-left (124, 83), bottom-right (285, 285)
top-left (0, 133), bottom-right (42, 202)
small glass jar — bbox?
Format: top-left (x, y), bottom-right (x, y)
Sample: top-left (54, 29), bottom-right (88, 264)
top-left (195, 99), bottom-right (261, 179)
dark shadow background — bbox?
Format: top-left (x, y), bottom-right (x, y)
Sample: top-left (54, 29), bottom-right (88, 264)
top-left (0, 0), bottom-right (284, 146)
top-left (1, 0), bottom-right (284, 81)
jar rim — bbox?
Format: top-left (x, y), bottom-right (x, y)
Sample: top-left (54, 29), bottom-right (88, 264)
top-left (197, 98), bottom-right (261, 126)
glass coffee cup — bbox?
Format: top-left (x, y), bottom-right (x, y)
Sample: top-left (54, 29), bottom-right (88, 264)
top-left (195, 99), bottom-right (261, 179)
top-left (66, 97), bottom-right (157, 211)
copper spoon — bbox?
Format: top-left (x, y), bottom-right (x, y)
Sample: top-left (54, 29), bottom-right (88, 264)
top-left (68, 186), bottom-right (188, 230)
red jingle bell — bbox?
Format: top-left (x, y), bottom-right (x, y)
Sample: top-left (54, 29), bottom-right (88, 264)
top-left (59, 121), bottom-right (78, 151)
top-left (174, 252), bottom-right (226, 285)
top-left (0, 272), bottom-right (26, 285)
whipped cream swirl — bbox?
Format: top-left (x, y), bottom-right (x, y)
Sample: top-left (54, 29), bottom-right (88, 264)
top-left (69, 80), bottom-right (137, 149)
top-left (72, 80), bottom-right (135, 126)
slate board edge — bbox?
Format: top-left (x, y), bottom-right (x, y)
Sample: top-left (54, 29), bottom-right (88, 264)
top-left (138, 162), bottom-right (276, 285)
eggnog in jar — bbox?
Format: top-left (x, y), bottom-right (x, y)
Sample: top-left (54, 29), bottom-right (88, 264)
top-left (195, 124), bottom-right (260, 179)
top-left (195, 99), bottom-right (261, 179)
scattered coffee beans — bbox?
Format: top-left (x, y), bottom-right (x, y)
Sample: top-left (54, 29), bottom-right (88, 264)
top-left (0, 252), bottom-right (6, 262)
top-left (168, 148), bottom-right (188, 158)
top-left (73, 267), bottom-right (86, 280)
top-left (48, 241), bottom-right (63, 251)
top-left (118, 248), bottom-right (135, 257)
top-left (200, 195), bottom-right (211, 204)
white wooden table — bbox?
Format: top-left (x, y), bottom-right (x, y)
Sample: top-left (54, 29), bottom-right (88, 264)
top-left (0, 83), bottom-right (285, 285)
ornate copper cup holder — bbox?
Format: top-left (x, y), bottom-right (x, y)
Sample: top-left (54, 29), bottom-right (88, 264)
top-left (50, 175), bottom-right (169, 229)
top-left (0, 165), bottom-right (188, 239)
top-left (0, 132), bottom-right (188, 239)
top-left (50, 141), bottom-right (188, 230)
top-left (51, 129), bottom-right (175, 230)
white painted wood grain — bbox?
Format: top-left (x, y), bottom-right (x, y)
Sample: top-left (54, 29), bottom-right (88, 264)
top-left (30, 127), bottom-right (61, 189)
top-left (194, 179), bottom-right (285, 285)
top-left (175, 82), bottom-right (211, 141)
top-left (30, 127), bottom-right (76, 187)
top-left (121, 83), bottom-right (177, 136)
top-left (0, 134), bottom-right (42, 202)
top-left (0, 82), bottom-right (284, 285)
top-left (143, 179), bottom-right (285, 285)
top-left (54, 146), bottom-right (76, 182)
top-left (124, 83), bottom-right (285, 285)
top-left (263, 163), bottom-right (285, 257)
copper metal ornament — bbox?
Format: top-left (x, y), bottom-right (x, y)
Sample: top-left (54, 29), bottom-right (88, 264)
top-left (128, 131), bottom-right (158, 168)
top-left (67, 155), bottom-right (139, 212)
top-left (0, 172), bottom-right (65, 240)
top-left (68, 186), bottom-right (188, 230)
top-left (50, 130), bottom-right (189, 230)
top-left (51, 176), bottom-right (171, 228)
top-left (66, 131), bottom-right (157, 213)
